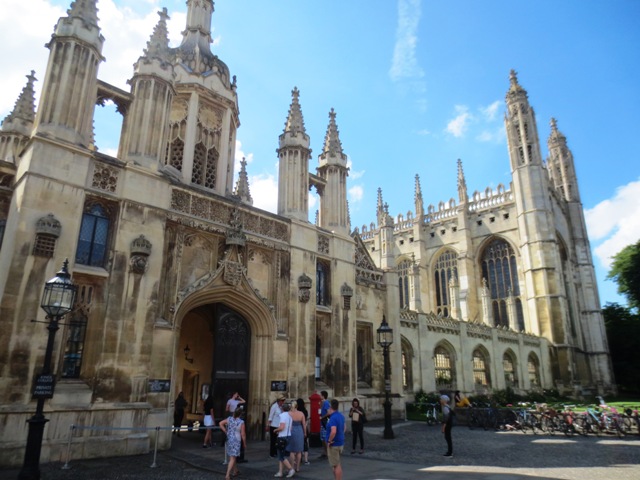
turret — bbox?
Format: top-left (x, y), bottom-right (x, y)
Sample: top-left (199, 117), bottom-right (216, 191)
top-left (34, 0), bottom-right (105, 147)
top-left (120, 8), bottom-right (175, 169)
top-left (547, 118), bottom-right (579, 202)
top-left (317, 109), bottom-right (349, 234)
top-left (0, 71), bottom-right (37, 164)
top-left (504, 70), bottom-right (576, 384)
top-left (164, 0), bottom-right (239, 195)
top-left (457, 159), bottom-right (468, 204)
top-left (277, 87), bottom-right (311, 221)
top-left (414, 174), bottom-right (424, 218)
top-left (375, 188), bottom-right (395, 270)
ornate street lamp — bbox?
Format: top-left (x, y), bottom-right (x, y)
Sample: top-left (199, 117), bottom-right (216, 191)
top-left (376, 315), bottom-right (394, 439)
top-left (19, 259), bottom-right (77, 480)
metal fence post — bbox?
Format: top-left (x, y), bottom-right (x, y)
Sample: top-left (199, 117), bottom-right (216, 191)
top-left (61, 424), bottom-right (75, 470)
top-left (150, 426), bottom-right (160, 468)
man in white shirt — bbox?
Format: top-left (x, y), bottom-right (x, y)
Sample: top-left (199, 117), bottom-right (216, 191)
top-left (268, 397), bottom-right (285, 457)
top-left (226, 392), bottom-right (246, 414)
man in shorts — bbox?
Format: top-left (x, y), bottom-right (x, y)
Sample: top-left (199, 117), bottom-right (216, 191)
top-left (319, 390), bottom-right (331, 458)
top-left (326, 399), bottom-right (345, 480)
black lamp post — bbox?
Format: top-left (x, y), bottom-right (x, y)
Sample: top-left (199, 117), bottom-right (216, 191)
top-left (18, 259), bottom-right (77, 480)
top-left (376, 315), bottom-right (394, 439)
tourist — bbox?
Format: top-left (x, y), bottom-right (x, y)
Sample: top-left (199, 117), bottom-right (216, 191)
top-left (441, 394), bottom-right (454, 457)
top-left (296, 398), bottom-right (310, 465)
top-left (202, 393), bottom-right (215, 448)
top-left (274, 402), bottom-right (295, 478)
top-left (319, 390), bottom-right (331, 458)
top-left (326, 399), bottom-right (346, 480)
top-left (268, 396), bottom-right (285, 457)
top-left (288, 400), bottom-right (307, 472)
top-left (173, 391), bottom-right (188, 436)
top-left (218, 407), bottom-right (246, 480)
top-left (348, 397), bottom-right (366, 454)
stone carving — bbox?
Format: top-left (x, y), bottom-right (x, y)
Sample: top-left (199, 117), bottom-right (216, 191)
top-left (298, 273), bottom-right (312, 303)
top-left (92, 163), bottom-right (119, 192)
top-left (35, 213), bottom-right (62, 238)
top-left (130, 234), bottom-right (152, 274)
top-left (318, 235), bottom-right (330, 254)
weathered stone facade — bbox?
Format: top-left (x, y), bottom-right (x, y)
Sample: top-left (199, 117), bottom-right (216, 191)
top-left (0, 0), bottom-right (613, 467)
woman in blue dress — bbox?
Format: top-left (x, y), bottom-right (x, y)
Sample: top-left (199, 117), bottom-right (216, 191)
top-left (219, 407), bottom-right (246, 479)
top-left (287, 400), bottom-right (307, 472)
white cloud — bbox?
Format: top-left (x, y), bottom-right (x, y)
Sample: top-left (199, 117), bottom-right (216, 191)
top-left (346, 158), bottom-right (365, 180)
top-left (250, 173), bottom-right (278, 214)
top-left (446, 105), bottom-right (471, 138)
top-left (416, 129), bottom-right (431, 136)
top-left (481, 100), bottom-right (501, 121)
top-left (585, 178), bottom-right (640, 269)
top-left (349, 185), bottom-right (364, 203)
top-left (389, 0), bottom-right (424, 82)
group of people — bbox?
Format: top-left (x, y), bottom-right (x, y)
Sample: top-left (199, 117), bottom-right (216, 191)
top-left (174, 387), bottom-right (467, 478)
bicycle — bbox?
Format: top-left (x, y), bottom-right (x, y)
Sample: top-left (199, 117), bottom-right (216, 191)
top-left (423, 403), bottom-right (439, 426)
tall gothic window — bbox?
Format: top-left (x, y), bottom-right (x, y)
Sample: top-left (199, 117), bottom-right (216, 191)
top-left (0, 219), bottom-right (5, 250)
top-left (434, 345), bottom-right (455, 388)
top-left (356, 324), bottom-right (372, 385)
top-left (503, 351), bottom-right (518, 388)
top-left (315, 336), bottom-right (321, 380)
top-left (528, 353), bottom-right (541, 387)
top-left (401, 337), bottom-right (413, 391)
top-left (398, 259), bottom-right (411, 309)
top-left (61, 283), bottom-right (92, 378)
top-left (472, 348), bottom-right (491, 388)
top-left (316, 260), bottom-right (330, 306)
top-left (434, 250), bottom-right (458, 317)
top-left (481, 238), bottom-right (524, 329)
top-left (76, 202), bottom-right (111, 267)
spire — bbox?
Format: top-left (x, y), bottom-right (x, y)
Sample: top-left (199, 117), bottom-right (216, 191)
top-left (233, 157), bottom-right (253, 205)
top-left (457, 159), bottom-right (468, 203)
top-left (175, 0), bottom-right (229, 79)
top-left (142, 8), bottom-right (171, 63)
top-left (547, 117), bottom-right (579, 202)
top-left (284, 87), bottom-right (307, 136)
top-left (321, 108), bottom-right (344, 158)
top-left (67, 0), bottom-right (99, 27)
top-left (376, 188), bottom-right (392, 227)
top-left (506, 69), bottom-right (528, 103)
top-left (414, 174), bottom-right (424, 217)
top-left (2, 71), bottom-right (36, 133)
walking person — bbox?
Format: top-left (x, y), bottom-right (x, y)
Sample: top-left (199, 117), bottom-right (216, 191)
top-left (326, 399), bottom-right (346, 480)
top-left (295, 398), bottom-right (311, 465)
top-left (319, 390), bottom-right (331, 458)
top-left (348, 397), bottom-right (365, 454)
top-left (226, 392), bottom-right (247, 462)
top-left (173, 391), bottom-right (188, 436)
top-left (219, 408), bottom-right (246, 480)
top-left (440, 394), bottom-right (454, 457)
top-left (268, 397), bottom-right (285, 458)
top-left (202, 393), bottom-right (215, 448)
top-left (274, 402), bottom-right (296, 478)
top-left (287, 400), bottom-right (307, 472)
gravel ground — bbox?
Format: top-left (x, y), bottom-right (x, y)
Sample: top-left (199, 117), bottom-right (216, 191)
top-left (2, 421), bottom-right (639, 480)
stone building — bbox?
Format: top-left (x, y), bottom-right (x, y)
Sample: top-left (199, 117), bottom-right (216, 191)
top-left (0, 0), bottom-right (613, 466)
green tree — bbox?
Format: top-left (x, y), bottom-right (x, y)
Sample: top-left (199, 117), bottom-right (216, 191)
top-left (607, 239), bottom-right (640, 310)
top-left (602, 303), bottom-right (640, 393)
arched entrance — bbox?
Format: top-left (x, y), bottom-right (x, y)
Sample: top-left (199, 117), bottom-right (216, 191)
top-left (179, 303), bottom-right (251, 421)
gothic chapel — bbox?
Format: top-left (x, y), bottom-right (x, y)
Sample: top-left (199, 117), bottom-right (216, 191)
top-left (0, 0), bottom-right (613, 466)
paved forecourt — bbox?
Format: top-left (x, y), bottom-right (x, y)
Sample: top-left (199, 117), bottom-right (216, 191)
top-left (2, 421), bottom-right (639, 480)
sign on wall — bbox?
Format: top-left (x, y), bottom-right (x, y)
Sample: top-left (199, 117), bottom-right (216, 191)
top-left (148, 379), bottom-right (171, 393)
top-left (270, 381), bottom-right (287, 392)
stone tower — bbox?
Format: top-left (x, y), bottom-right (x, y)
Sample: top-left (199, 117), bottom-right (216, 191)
top-left (317, 108), bottom-right (349, 235)
top-left (277, 87), bottom-right (312, 220)
top-left (164, 0), bottom-right (239, 195)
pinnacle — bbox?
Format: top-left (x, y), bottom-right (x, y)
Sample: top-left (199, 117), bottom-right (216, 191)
top-left (284, 87), bottom-right (306, 135)
top-left (143, 8), bottom-right (171, 62)
top-left (2, 71), bottom-right (37, 130)
top-left (67, 0), bottom-right (99, 27)
top-left (321, 108), bottom-right (344, 157)
top-left (234, 157), bottom-right (253, 205)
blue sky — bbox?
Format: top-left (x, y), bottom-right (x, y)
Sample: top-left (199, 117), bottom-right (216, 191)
top-left (1, 0), bottom-right (639, 307)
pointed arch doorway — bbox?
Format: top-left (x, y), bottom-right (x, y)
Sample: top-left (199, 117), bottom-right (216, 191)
top-left (180, 303), bottom-right (251, 420)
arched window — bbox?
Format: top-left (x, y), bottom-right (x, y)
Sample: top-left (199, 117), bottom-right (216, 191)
top-left (528, 353), bottom-right (541, 387)
top-left (316, 260), bottom-right (330, 306)
top-left (0, 219), bottom-right (6, 250)
top-left (434, 345), bottom-right (455, 388)
top-left (503, 352), bottom-right (518, 388)
top-left (481, 238), bottom-right (524, 329)
top-left (61, 284), bottom-right (92, 379)
top-left (315, 336), bottom-right (321, 380)
top-left (401, 337), bottom-right (414, 391)
top-left (434, 250), bottom-right (458, 317)
top-left (472, 348), bottom-right (491, 388)
top-left (76, 202), bottom-right (111, 267)
top-left (398, 259), bottom-right (411, 309)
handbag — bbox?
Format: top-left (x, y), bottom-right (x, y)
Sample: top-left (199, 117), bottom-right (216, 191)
top-left (276, 435), bottom-right (288, 451)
